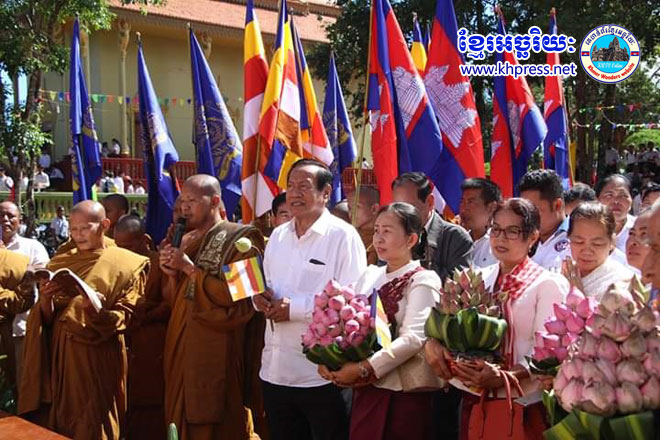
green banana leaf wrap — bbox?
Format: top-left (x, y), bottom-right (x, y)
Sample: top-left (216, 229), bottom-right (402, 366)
top-left (424, 306), bottom-right (508, 356)
top-left (528, 356), bottom-right (561, 377)
top-left (303, 332), bottom-right (378, 371)
top-left (543, 392), bottom-right (657, 440)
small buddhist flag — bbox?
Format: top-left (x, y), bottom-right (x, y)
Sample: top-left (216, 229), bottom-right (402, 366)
top-left (223, 256), bottom-right (266, 302)
top-left (370, 289), bottom-right (393, 357)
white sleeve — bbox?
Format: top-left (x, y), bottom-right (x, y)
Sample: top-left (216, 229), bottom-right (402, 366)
top-left (335, 229), bottom-right (367, 286)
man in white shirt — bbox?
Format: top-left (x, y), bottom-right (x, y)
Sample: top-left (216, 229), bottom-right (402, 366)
top-left (50, 205), bottom-right (69, 242)
top-left (0, 201), bottom-right (49, 386)
top-left (38, 152), bottom-right (51, 170)
top-left (112, 170), bottom-right (125, 194)
top-left (459, 178), bottom-right (500, 268)
top-left (34, 166), bottom-right (50, 191)
top-left (0, 167), bottom-right (14, 192)
top-left (519, 170), bottom-right (571, 271)
top-left (255, 159), bottom-right (366, 440)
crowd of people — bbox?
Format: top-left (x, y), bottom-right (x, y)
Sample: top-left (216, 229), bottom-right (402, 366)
top-left (0, 157), bottom-right (659, 440)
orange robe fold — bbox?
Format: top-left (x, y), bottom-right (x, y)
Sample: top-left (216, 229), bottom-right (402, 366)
top-left (163, 221), bottom-right (266, 440)
top-left (18, 245), bottom-right (149, 440)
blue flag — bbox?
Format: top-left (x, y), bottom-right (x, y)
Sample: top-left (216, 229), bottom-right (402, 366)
top-left (323, 53), bottom-right (357, 207)
top-left (189, 29), bottom-right (243, 219)
top-left (70, 18), bottom-right (102, 204)
top-left (137, 40), bottom-right (180, 245)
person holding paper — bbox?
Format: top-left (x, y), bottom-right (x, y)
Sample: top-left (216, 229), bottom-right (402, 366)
top-left (18, 201), bottom-right (149, 440)
top-left (160, 175), bottom-right (266, 440)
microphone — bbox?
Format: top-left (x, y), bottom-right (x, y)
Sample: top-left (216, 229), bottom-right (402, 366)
top-left (171, 218), bottom-right (187, 248)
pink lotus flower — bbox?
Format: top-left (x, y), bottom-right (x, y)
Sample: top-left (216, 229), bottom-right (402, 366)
top-left (565, 288), bottom-right (586, 309)
top-left (616, 359), bottom-right (648, 386)
top-left (327, 325), bottom-right (341, 338)
top-left (633, 307), bottom-right (658, 333)
top-left (647, 331), bottom-right (660, 353)
top-left (302, 330), bottom-right (317, 347)
top-left (601, 312), bottom-right (632, 342)
top-left (581, 382), bottom-right (616, 416)
top-left (350, 298), bottom-right (366, 310)
top-left (580, 333), bottom-right (599, 358)
top-left (621, 332), bottom-right (647, 358)
top-left (324, 280), bottom-right (342, 297)
top-left (576, 297), bottom-right (596, 320)
top-left (582, 360), bottom-right (606, 385)
top-left (312, 309), bottom-right (324, 323)
top-left (643, 352), bottom-right (660, 377)
top-left (561, 358), bottom-right (584, 380)
top-left (543, 334), bottom-right (562, 349)
top-left (341, 287), bottom-right (355, 302)
top-left (553, 369), bottom-right (569, 394)
top-left (554, 347), bottom-right (569, 362)
top-left (534, 331), bottom-right (545, 348)
top-left (585, 315), bottom-right (598, 336)
top-left (616, 382), bottom-right (643, 414)
top-left (595, 358), bottom-right (618, 386)
top-left (334, 336), bottom-right (348, 350)
top-left (532, 346), bottom-right (553, 362)
top-left (459, 271), bottom-right (471, 291)
top-left (641, 376), bottom-right (660, 409)
top-left (319, 334), bottom-right (333, 346)
top-left (314, 293), bottom-right (329, 308)
top-left (328, 295), bottom-right (346, 311)
top-left (554, 303), bottom-right (572, 321)
top-left (350, 334), bottom-right (365, 347)
top-left (340, 305), bottom-right (356, 321)
top-left (344, 319), bottom-right (360, 334)
top-left (558, 379), bottom-right (584, 412)
top-left (359, 325), bottom-right (370, 336)
top-left (314, 322), bottom-right (327, 336)
top-left (565, 313), bottom-right (585, 334)
top-left (562, 332), bottom-right (579, 347)
top-left (325, 309), bottom-right (340, 324)
top-left (355, 312), bottom-right (370, 327)
top-left (600, 288), bottom-right (635, 317)
top-left (544, 318), bottom-right (567, 335)
top-left (597, 337), bottom-right (622, 363)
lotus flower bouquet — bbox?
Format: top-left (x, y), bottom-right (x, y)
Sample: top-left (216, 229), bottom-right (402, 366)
top-left (544, 283), bottom-right (660, 440)
top-left (528, 288), bottom-right (596, 376)
top-left (302, 280), bottom-right (377, 371)
top-left (424, 267), bottom-right (508, 364)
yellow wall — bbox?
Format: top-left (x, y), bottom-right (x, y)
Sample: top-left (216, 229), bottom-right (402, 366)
top-left (43, 20), bottom-right (329, 163)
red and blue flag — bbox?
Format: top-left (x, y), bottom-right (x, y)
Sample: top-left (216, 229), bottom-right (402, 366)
top-left (424, 0), bottom-right (484, 214)
top-left (490, 7), bottom-right (547, 198)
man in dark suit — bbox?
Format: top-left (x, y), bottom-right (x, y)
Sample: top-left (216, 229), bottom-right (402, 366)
top-left (392, 172), bottom-right (474, 440)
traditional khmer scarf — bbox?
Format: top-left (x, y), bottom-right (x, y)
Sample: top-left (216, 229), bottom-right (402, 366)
top-left (377, 266), bottom-right (424, 332)
top-left (496, 257), bottom-right (544, 368)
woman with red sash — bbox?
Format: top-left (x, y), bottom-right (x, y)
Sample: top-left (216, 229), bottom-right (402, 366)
top-left (319, 202), bottom-right (443, 440)
top-left (426, 198), bottom-right (569, 439)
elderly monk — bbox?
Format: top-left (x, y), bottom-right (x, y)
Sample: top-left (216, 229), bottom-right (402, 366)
top-left (18, 201), bottom-right (149, 440)
top-left (114, 214), bottom-right (169, 440)
top-left (161, 175), bottom-right (266, 440)
top-left (0, 247), bottom-right (34, 390)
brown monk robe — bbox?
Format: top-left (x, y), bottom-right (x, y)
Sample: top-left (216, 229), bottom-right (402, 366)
top-left (346, 186), bottom-right (381, 265)
top-left (18, 201), bottom-right (149, 440)
top-left (161, 175), bottom-right (266, 440)
top-left (0, 248), bottom-right (33, 389)
top-left (114, 215), bottom-right (169, 440)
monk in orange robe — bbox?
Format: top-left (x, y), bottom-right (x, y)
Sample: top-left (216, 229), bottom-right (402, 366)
top-left (0, 248), bottom-right (33, 389)
top-left (114, 214), bottom-right (169, 440)
top-left (19, 201), bottom-right (149, 440)
top-left (161, 175), bottom-right (266, 440)
top-left (346, 186), bottom-right (381, 265)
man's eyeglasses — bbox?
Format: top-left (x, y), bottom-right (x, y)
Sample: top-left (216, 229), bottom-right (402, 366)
top-left (491, 225), bottom-right (523, 241)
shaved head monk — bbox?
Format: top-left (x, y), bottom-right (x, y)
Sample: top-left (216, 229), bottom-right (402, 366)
top-left (101, 194), bottom-right (129, 239)
top-left (115, 214), bottom-right (169, 440)
top-left (160, 175), bottom-right (266, 440)
top-left (19, 200), bottom-right (150, 440)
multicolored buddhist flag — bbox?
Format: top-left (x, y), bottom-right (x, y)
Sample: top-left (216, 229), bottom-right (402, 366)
top-left (242, 0), bottom-right (278, 222)
top-left (190, 28), bottom-right (243, 219)
top-left (367, 0), bottom-right (444, 204)
top-left (543, 8), bottom-right (571, 190)
top-left (223, 256), bottom-right (266, 301)
top-left (424, 0), bottom-right (484, 215)
top-left (411, 15), bottom-right (427, 77)
top-left (260, 0), bottom-right (303, 189)
top-left (490, 7), bottom-right (547, 198)
top-left (70, 18), bottom-right (102, 204)
top-left (323, 53), bottom-right (357, 207)
top-left (370, 289), bottom-right (393, 357)
top-left (137, 38), bottom-right (180, 245)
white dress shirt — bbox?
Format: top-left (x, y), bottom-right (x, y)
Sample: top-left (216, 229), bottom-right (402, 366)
top-left (451, 263), bottom-right (568, 397)
top-left (261, 209), bottom-right (367, 387)
top-left (113, 176), bottom-right (125, 193)
top-left (532, 217), bottom-right (571, 272)
top-left (581, 257), bottom-right (634, 301)
top-left (355, 261), bottom-right (440, 391)
top-left (50, 216), bottom-right (69, 239)
top-left (615, 214), bottom-right (635, 252)
top-left (472, 231), bottom-right (497, 268)
top-left (6, 234), bottom-right (49, 337)
top-left (34, 171), bottom-right (50, 190)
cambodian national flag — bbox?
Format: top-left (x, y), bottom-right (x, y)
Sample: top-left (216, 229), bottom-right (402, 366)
top-left (368, 0), bottom-right (444, 205)
top-left (323, 53), bottom-right (357, 207)
top-left (424, 0), bottom-right (484, 214)
top-left (411, 15), bottom-right (427, 77)
top-left (190, 29), bottom-right (243, 219)
top-left (491, 7), bottom-right (547, 198)
top-left (543, 8), bottom-right (571, 190)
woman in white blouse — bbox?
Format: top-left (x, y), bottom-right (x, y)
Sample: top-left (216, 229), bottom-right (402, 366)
top-left (564, 202), bottom-right (634, 301)
top-left (319, 202), bottom-right (442, 440)
top-left (596, 174), bottom-right (635, 252)
top-left (426, 198), bottom-right (568, 439)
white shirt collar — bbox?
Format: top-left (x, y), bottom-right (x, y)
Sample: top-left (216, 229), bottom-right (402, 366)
top-left (289, 208), bottom-right (332, 238)
top-left (385, 260), bottom-right (421, 280)
top-left (424, 213), bottom-right (433, 232)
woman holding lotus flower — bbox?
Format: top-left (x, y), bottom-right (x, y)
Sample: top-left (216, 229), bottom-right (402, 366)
top-left (425, 198), bottom-right (569, 439)
top-left (318, 202), bottom-right (443, 440)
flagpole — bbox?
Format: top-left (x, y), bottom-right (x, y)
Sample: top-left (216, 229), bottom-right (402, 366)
top-left (351, 0), bottom-right (374, 226)
top-left (187, 22), bottom-right (197, 178)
